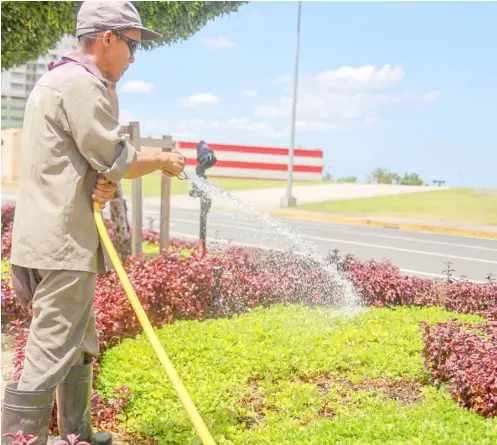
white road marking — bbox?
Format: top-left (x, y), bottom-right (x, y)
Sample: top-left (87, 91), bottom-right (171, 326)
top-left (166, 215), bottom-right (497, 253)
top-left (161, 216), bottom-right (497, 264)
top-left (293, 222), bottom-right (497, 252)
top-left (398, 269), bottom-right (486, 284)
top-left (141, 209), bottom-right (497, 253)
top-left (302, 236), bottom-right (497, 264)
top-left (169, 231), bottom-right (484, 283)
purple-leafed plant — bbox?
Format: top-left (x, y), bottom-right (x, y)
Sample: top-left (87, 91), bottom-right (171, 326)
top-left (2, 431), bottom-right (37, 445)
top-left (1, 431), bottom-right (91, 445)
top-left (53, 433), bottom-right (90, 445)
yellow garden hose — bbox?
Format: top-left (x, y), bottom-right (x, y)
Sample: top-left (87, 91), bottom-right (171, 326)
top-left (93, 201), bottom-right (217, 445)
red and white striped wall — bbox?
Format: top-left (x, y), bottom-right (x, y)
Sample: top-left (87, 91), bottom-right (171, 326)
top-left (177, 141), bottom-right (324, 181)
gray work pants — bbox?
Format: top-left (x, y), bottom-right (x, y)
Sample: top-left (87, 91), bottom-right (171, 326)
top-left (10, 266), bottom-right (99, 391)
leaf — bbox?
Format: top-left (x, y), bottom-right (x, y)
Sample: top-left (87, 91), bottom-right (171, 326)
top-left (1, 1), bottom-right (248, 70)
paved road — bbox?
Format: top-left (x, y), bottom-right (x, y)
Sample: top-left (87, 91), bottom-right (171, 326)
top-left (147, 206), bottom-right (497, 283)
top-left (2, 191), bottom-right (496, 282)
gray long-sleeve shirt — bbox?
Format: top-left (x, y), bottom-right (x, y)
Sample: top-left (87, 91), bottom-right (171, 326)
top-left (10, 51), bottom-right (136, 274)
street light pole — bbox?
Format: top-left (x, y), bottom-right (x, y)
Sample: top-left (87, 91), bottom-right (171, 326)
top-left (281, 0), bottom-right (302, 208)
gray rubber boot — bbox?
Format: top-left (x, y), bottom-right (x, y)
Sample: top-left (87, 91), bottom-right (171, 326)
top-left (1, 382), bottom-right (55, 445)
top-left (56, 358), bottom-right (112, 445)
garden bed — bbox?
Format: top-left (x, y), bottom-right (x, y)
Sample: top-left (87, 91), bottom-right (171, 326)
top-left (1, 203), bottom-right (496, 444)
top-left (97, 305), bottom-right (496, 444)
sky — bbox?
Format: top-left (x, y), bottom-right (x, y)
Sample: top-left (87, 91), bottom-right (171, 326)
top-left (118, 1), bottom-right (497, 188)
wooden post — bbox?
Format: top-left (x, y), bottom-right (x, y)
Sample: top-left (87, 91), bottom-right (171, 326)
top-left (130, 121), bottom-right (142, 256)
top-left (159, 136), bottom-right (173, 252)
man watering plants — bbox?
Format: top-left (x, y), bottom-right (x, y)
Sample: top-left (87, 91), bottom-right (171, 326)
top-left (2, 2), bottom-right (186, 444)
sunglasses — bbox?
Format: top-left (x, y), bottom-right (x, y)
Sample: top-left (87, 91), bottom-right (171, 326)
top-left (113, 32), bottom-right (140, 56)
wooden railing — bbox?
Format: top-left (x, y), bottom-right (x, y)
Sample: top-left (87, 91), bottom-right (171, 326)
top-left (120, 121), bottom-right (175, 255)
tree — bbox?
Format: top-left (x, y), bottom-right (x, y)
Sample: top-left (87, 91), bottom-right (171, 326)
top-left (1, 1), bottom-right (247, 70)
top-left (337, 176), bottom-right (358, 184)
top-left (368, 168), bottom-right (424, 186)
top-left (322, 171), bottom-right (332, 181)
top-left (400, 173), bottom-right (424, 186)
top-left (1, 1), bottom-right (247, 261)
top-left (369, 168), bottom-right (400, 185)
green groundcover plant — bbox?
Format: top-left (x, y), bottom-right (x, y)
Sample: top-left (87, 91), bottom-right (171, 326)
top-left (97, 305), bottom-right (497, 445)
top-left (2, 203), bottom-right (496, 440)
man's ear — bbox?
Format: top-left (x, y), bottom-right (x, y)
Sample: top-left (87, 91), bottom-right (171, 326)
top-left (102, 30), bottom-right (114, 48)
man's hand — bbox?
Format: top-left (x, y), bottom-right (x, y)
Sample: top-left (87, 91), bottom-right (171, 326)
top-left (92, 174), bottom-right (116, 209)
top-left (122, 151), bottom-right (188, 180)
top-left (161, 151), bottom-right (187, 177)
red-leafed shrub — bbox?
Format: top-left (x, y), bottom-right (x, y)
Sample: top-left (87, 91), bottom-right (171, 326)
top-left (142, 228), bottom-right (160, 245)
top-left (90, 384), bottom-right (132, 430)
top-left (90, 244), bottom-right (344, 351)
top-left (1, 276), bottom-right (28, 322)
top-left (93, 251), bottom-right (229, 350)
top-left (169, 237), bottom-right (198, 250)
top-left (1, 231), bottom-right (12, 260)
top-left (345, 258), bottom-right (497, 321)
top-left (345, 259), bottom-right (439, 307)
top-left (1, 203), bottom-right (16, 230)
top-left (222, 246), bottom-right (347, 307)
top-left (1, 206), bottom-right (24, 322)
top-left (442, 280), bottom-right (497, 321)
top-left (422, 320), bottom-right (497, 418)
top-left (1, 203), bottom-right (15, 260)
top-left (2, 203), bottom-right (497, 427)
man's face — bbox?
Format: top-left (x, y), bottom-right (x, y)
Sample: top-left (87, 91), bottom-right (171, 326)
top-left (102, 28), bottom-right (141, 83)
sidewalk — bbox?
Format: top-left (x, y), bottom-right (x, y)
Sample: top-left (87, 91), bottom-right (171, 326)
top-left (2, 182), bottom-right (445, 211)
top-left (141, 183), bottom-right (444, 211)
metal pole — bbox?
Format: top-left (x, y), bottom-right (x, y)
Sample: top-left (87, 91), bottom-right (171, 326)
top-left (199, 196), bottom-right (208, 254)
top-left (282, 1), bottom-right (302, 208)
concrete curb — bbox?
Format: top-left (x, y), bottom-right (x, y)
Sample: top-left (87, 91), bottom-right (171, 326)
top-left (215, 206), bottom-right (497, 240)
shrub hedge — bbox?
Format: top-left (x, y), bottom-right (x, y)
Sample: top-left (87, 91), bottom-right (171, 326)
top-left (422, 319), bottom-right (497, 418)
top-left (1, 203), bottom-right (496, 435)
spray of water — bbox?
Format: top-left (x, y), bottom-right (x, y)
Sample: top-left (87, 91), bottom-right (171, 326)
top-left (188, 176), bottom-right (364, 314)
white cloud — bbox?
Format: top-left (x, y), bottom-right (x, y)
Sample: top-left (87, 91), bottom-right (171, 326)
top-left (204, 37), bottom-right (236, 49)
top-left (316, 64), bottom-right (404, 91)
top-left (230, 117), bottom-right (267, 131)
top-left (364, 117), bottom-right (379, 125)
top-left (276, 74), bottom-right (293, 84)
top-left (169, 130), bottom-right (198, 140)
top-left (254, 92), bottom-right (390, 122)
top-left (143, 119), bottom-right (221, 140)
top-left (188, 118), bottom-right (221, 129)
top-left (242, 89), bottom-right (258, 97)
top-left (230, 117), bottom-right (249, 125)
top-left (295, 120), bottom-right (334, 132)
top-left (119, 110), bottom-right (135, 124)
top-left (142, 116), bottom-right (288, 143)
top-left (119, 80), bottom-right (153, 94)
top-left (393, 90), bottom-right (441, 103)
top-left (256, 64), bottom-right (438, 132)
top-left (253, 98), bottom-right (291, 119)
top-left (229, 118), bottom-right (329, 139)
top-left (179, 93), bottom-right (219, 109)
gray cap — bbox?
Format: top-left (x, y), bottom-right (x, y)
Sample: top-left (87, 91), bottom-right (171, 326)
top-left (76, 1), bottom-right (162, 41)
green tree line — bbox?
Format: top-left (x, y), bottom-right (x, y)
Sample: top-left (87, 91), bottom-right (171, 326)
top-left (1, 1), bottom-right (247, 70)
